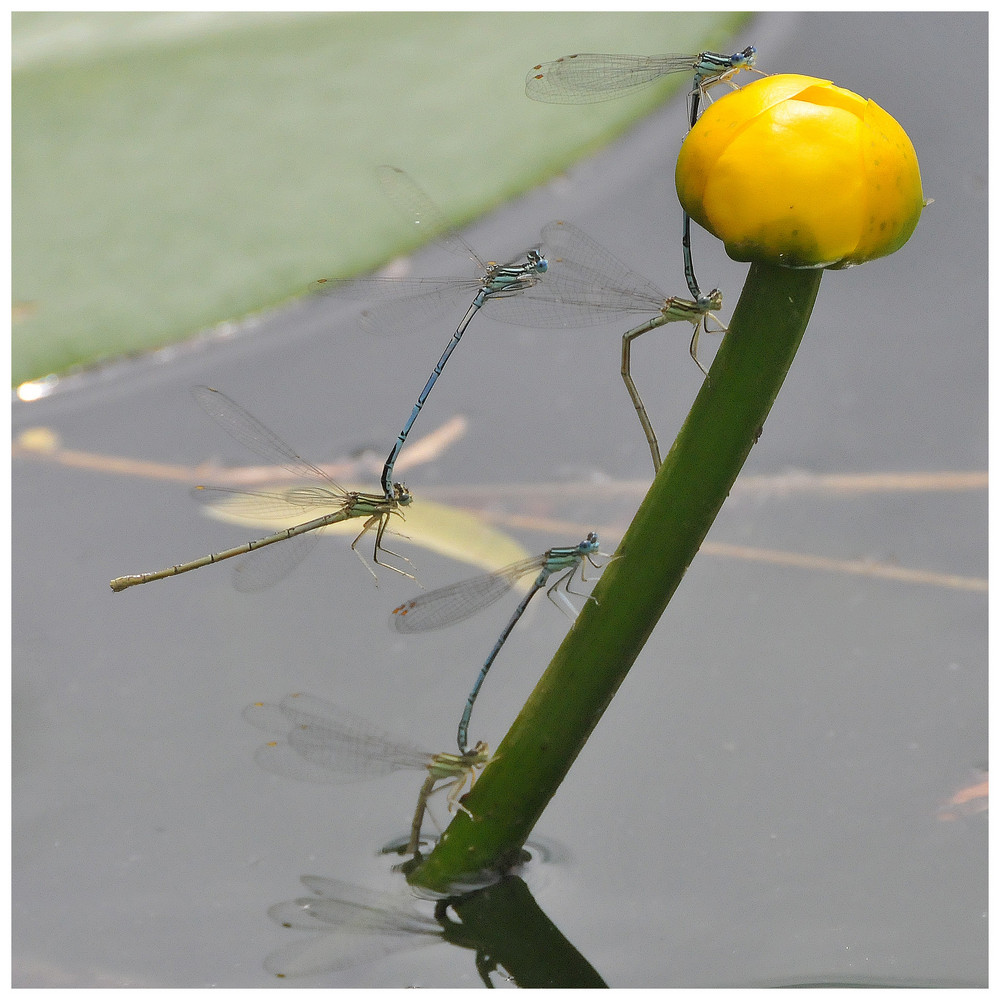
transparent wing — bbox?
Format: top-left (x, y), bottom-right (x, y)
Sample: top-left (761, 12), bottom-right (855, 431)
top-left (265, 910), bottom-right (438, 979)
top-left (230, 532), bottom-right (322, 593)
top-left (525, 52), bottom-right (697, 104)
top-left (267, 895), bottom-right (436, 935)
top-left (391, 554), bottom-right (546, 632)
top-left (470, 220), bottom-right (670, 330)
top-left (252, 741), bottom-right (355, 783)
top-left (356, 279), bottom-right (481, 338)
top-left (191, 385), bottom-right (342, 490)
top-left (243, 693), bottom-right (432, 781)
top-left (312, 267), bottom-right (490, 338)
top-left (536, 220), bottom-right (669, 311)
top-left (192, 484), bottom-right (351, 591)
top-left (301, 875), bottom-right (441, 931)
top-left (313, 268), bottom-right (543, 338)
top-left (263, 875), bottom-right (442, 978)
top-left (376, 164), bottom-right (486, 268)
top-left (193, 485), bottom-right (352, 521)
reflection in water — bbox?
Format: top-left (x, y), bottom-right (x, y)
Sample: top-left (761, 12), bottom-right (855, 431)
top-left (381, 832), bottom-right (569, 872)
top-left (263, 874), bottom-right (606, 986)
top-left (264, 876), bottom-right (450, 979)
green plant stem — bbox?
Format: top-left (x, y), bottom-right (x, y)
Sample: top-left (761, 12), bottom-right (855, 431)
top-left (410, 262), bottom-right (822, 893)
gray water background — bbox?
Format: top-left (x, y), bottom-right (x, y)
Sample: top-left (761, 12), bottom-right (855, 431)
top-left (13, 11), bottom-right (986, 987)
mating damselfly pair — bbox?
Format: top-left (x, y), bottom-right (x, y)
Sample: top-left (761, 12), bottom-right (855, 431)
top-left (315, 165), bottom-right (727, 484)
top-left (243, 530), bottom-right (602, 854)
top-left (346, 46), bottom-right (760, 492)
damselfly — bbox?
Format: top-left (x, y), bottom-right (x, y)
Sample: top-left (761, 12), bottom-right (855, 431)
top-left (392, 533), bottom-right (603, 753)
top-left (525, 46), bottom-right (757, 106)
top-left (525, 46), bottom-right (758, 308)
top-left (244, 693), bottom-right (489, 855)
top-left (109, 386), bottom-right (411, 593)
top-left (320, 193), bottom-right (722, 474)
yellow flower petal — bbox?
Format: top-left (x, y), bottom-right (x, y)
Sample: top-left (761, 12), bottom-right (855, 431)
top-left (676, 74), bottom-right (925, 269)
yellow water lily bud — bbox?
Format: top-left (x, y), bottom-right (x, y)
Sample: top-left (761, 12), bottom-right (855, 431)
top-left (675, 74), bottom-right (925, 269)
